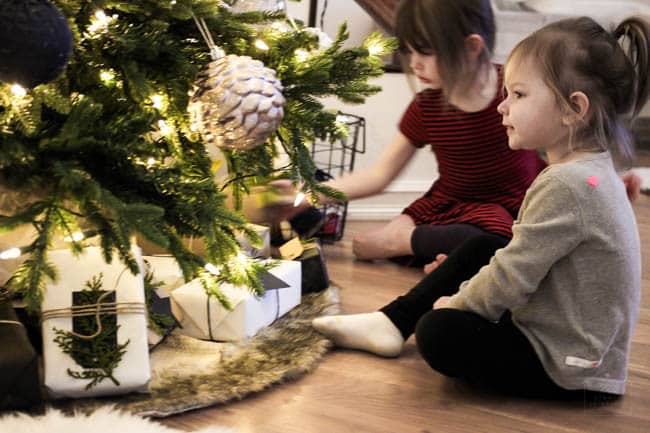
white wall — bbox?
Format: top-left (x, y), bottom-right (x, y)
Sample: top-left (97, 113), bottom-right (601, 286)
top-left (287, 0), bottom-right (650, 220)
top-left (288, 0), bottom-right (432, 219)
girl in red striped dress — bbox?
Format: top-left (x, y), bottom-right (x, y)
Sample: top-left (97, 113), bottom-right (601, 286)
top-left (328, 0), bottom-right (546, 265)
top-left (284, 0), bottom-right (640, 267)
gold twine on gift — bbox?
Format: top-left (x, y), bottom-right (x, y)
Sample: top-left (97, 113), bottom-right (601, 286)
top-left (41, 289), bottom-right (146, 340)
top-left (0, 319), bottom-right (24, 326)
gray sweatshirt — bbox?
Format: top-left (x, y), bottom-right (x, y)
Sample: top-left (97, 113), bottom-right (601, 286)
top-left (447, 152), bottom-right (641, 394)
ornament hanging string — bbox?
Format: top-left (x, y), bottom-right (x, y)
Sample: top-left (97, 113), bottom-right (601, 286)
top-left (191, 13), bottom-right (224, 60)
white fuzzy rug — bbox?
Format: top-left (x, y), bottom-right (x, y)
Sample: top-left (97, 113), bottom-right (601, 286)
top-left (0, 406), bottom-right (233, 433)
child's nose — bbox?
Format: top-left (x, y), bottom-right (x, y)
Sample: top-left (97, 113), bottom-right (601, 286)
top-left (497, 100), bottom-right (507, 115)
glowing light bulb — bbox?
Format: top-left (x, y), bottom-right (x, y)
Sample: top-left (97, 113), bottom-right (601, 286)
top-left (10, 84), bottom-right (26, 98)
top-left (158, 119), bottom-right (171, 135)
top-left (99, 70), bottom-right (116, 84)
top-left (64, 232), bottom-right (85, 242)
top-left (204, 263), bottom-right (221, 275)
top-left (367, 42), bottom-right (383, 56)
top-left (0, 247), bottom-right (21, 260)
top-left (87, 10), bottom-right (117, 35)
top-left (294, 49), bottom-right (309, 62)
top-left (294, 192), bottom-right (306, 207)
top-left (255, 39), bottom-right (270, 51)
top-left (146, 157), bottom-right (156, 166)
top-left (151, 94), bottom-right (164, 110)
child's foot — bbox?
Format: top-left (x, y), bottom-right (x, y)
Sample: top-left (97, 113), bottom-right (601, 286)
top-left (312, 312), bottom-right (404, 357)
top-left (423, 253), bottom-right (448, 274)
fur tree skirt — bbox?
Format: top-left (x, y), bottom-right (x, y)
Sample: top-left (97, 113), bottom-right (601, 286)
top-left (58, 286), bottom-right (340, 418)
top-left (0, 406), bottom-right (233, 433)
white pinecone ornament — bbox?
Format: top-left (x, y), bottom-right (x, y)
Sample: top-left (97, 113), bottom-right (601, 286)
top-left (189, 54), bottom-right (285, 151)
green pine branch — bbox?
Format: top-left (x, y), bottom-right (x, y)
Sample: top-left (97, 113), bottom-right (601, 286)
top-left (0, 0), bottom-right (394, 313)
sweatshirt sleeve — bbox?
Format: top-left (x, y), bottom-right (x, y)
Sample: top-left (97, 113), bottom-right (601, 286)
top-left (446, 174), bottom-right (585, 321)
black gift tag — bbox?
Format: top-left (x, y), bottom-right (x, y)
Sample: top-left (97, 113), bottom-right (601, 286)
top-left (71, 290), bottom-right (117, 368)
top-left (260, 269), bottom-right (290, 291)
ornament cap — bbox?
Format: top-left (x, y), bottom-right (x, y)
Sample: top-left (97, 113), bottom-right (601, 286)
top-left (210, 47), bottom-right (226, 61)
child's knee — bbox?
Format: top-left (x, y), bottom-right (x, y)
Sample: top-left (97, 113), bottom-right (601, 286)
top-left (415, 309), bottom-right (464, 377)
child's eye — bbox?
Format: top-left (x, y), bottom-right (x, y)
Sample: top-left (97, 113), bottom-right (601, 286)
top-left (505, 90), bottom-right (524, 99)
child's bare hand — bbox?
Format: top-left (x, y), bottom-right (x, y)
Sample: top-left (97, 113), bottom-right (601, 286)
top-left (423, 254), bottom-right (448, 274)
top-left (622, 171), bottom-right (641, 203)
top-left (433, 296), bottom-right (451, 309)
top-left (268, 179), bottom-right (296, 196)
top-left (266, 180), bottom-right (310, 221)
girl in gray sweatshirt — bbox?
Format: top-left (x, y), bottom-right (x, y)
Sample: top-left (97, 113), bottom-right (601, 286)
top-left (313, 16), bottom-right (649, 398)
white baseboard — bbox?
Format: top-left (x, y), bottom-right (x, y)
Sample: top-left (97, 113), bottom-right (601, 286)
top-left (347, 206), bottom-right (404, 220)
top-left (346, 181), bottom-right (431, 220)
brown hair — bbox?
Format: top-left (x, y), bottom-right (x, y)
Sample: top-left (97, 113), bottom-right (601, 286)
top-left (508, 16), bottom-right (650, 166)
top-left (394, 0), bottom-right (496, 97)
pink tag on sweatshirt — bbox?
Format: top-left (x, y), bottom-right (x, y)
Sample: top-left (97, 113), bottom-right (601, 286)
top-left (587, 176), bottom-right (599, 187)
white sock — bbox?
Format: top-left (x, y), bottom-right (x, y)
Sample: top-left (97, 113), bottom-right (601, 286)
top-left (312, 311), bottom-right (404, 357)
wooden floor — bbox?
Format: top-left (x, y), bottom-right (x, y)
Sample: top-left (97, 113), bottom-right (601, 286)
top-left (163, 173), bottom-right (650, 433)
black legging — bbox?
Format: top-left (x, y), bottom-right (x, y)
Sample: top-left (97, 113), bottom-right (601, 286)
top-left (382, 234), bottom-right (617, 400)
top-left (410, 223), bottom-right (494, 262)
top-left (381, 234), bottom-right (509, 339)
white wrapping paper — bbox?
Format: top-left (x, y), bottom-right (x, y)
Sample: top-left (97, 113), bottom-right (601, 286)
top-left (236, 223), bottom-right (271, 258)
top-left (41, 246), bottom-right (150, 398)
top-left (170, 260), bottom-right (301, 341)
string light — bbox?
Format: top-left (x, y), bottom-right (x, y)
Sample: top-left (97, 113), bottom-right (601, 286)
top-left (87, 10), bottom-right (117, 36)
top-left (367, 42), bottom-right (383, 56)
top-left (204, 263), bottom-right (221, 275)
top-left (99, 70), bottom-right (116, 84)
top-left (0, 247), bottom-right (21, 260)
top-left (10, 84), bottom-right (26, 98)
top-left (294, 192), bottom-right (306, 207)
top-left (63, 231), bottom-right (85, 242)
top-left (294, 49), bottom-right (309, 63)
top-left (158, 119), bottom-right (171, 135)
top-left (254, 39), bottom-right (270, 51)
top-left (151, 94), bottom-right (164, 110)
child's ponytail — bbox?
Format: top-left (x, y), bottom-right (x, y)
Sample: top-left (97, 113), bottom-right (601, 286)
top-left (613, 18), bottom-right (650, 119)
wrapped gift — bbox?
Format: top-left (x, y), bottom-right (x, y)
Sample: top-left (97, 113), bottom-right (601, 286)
top-left (41, 246), bottom-right (150, 399)
top-left (279, 238), bottom-right (329, 294)
top-left (170, 260), bottom-right (301, 341)
top-left (297, 243), bottom-right (329, 294)
top-left (0, 291), bottom-right (42, 410)
top-left (142, 256), bottom-right (185, 349)
top-left (236, 223), bottom-right (271, 258)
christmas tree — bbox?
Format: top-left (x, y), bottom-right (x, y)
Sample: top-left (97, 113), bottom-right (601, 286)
top-left (0, 0), bottom-right (395, 312)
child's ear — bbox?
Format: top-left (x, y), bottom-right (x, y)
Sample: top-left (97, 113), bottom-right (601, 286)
top-left (562, 91), bottom-right (590, 125)
top-left (464, 34), bottom-right (485, 61)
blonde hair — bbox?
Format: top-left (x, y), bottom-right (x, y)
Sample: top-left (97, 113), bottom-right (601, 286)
top-left (508, 17), bottom-right (650, 166)
top-left (394, 0), bottom-right (495, 97)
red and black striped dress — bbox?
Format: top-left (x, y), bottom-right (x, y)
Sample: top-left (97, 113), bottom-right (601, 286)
top-left (399, 65), bottom-right (546, 239)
